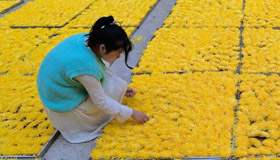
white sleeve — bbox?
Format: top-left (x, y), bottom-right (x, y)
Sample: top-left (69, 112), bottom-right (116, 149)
top-left (75, 75), bottom-right (133, 123)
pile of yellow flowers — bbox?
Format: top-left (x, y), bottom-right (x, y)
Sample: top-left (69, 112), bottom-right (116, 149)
top-left (244, 0), bottom-right (280, 27)
top-left (0, 0), bottom-right (155, 156)
top-left (242, 28), bottom-right (280, 73)
top-left (0, 27), bottom-right (58, 74)
top-left (0, 1), bottom-right (20, 12)
top-left (2, 0), bottom-right (280, 158)
top-left (133, 27), bottom-right (240, 73)
top-left (91, 0), bottom-right (280, 159)
top-left (0, 0), bottom-right (93, 27)
top-left (92, 72), bottom-right (237, 159)
top-left (66, 0), bottom-right (158, 27)
top-left (164, 0), bottom-right (243, 27)
top-left (0, 74), bottom-right (55, 155)
top-left (234, 74), bottom-right (280, 156)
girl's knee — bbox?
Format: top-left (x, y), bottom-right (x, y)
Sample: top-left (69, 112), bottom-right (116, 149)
top-left (118, 77), bottom-right (127, 92)
top-left (103, 76), bottom-right (127, 100)
top-left (113, 77), bottom-right (127, 94)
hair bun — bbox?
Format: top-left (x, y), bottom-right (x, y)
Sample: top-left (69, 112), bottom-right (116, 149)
top-left (93, 16), bottom-right (116, 30)
top-left (105, 16), bottom-right (115, 24)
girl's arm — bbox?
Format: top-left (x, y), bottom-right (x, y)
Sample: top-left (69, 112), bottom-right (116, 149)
top-left (75, 75), bottom-right (148, 123)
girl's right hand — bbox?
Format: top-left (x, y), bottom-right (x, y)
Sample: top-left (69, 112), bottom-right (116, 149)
top-left (131, 110), bottom-right (149, 124)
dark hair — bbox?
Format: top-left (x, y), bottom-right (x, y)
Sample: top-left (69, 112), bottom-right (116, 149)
top-left (87, 16), bottom-right (133, 69)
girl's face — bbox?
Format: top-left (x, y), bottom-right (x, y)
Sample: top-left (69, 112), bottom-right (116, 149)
top-left (99, 44), bottom-right (124, 63)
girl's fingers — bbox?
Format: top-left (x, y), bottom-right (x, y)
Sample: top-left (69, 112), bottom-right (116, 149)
top-left (142, 118), bottom-right (148, 123)
top-left (126, 88), bottom-right (136, 96)
top-left (125, 90), bottom-right (136, 97)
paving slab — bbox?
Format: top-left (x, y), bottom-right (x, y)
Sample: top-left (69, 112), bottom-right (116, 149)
top-left (42, 0), bottom-right (177, 159)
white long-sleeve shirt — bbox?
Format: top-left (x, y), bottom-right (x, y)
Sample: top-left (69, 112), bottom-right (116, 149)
top-left (74, 59), bottom-right (133, 123)
top-left (74, 75), bottom-right (133, 123)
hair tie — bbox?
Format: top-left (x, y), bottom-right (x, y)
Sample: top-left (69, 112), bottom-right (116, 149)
top-left (100, 21), bottom-right (118, 29)
top-left (110, 21), bottom-right (117, 25)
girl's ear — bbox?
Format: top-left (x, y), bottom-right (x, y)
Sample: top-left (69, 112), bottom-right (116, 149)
top-left (99, 44), bottom-right (107, 55)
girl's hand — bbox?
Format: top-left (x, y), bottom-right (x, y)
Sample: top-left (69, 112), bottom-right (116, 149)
top-left (131, 110), bottom-right (149, 124)
top-left (125, 87), bottom-right (136, 97)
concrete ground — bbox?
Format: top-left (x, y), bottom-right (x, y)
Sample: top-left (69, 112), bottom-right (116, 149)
top-left (42, 0), bottom-right (177, 159)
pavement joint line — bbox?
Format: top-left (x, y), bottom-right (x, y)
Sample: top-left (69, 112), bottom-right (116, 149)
top-left (132, 71), bottom-right (280, 76)
top-left (0, 72), bottom-right (8, 75)
top-left (139, 26), bottom-right (280, 29)
top-left (0, 156), bottom-right (37, 159)
top-left (132, 70), bottom-right (236, 76)
top-left (164, 26), bottom-right (241, 28)
top-left (182, 157), bottom-right (223, 160)
top-left (23, 73), bottom-right (34, 76)
top-left (246, 26), bottom-right (280, 29)
top-left (236, 0), bottom-right (245, 75)
top-left (231, 0), bottom-right (246, 152)
top-left (242, 72), bottom-right (280, 76)
top-left (232, 83), bottom-right (241, 151)
top-left (38, 131), bottom-right (61, 158)
top-left (88, 157), bottom-right (225, 160)
top-left (239, 155), bottom-right (280, 159)
top-left (68, 25), bottom-right (136, 29)
top-left (10, 26), bottom-right (62, 29)
top-left (19, 71), bottom-right (280, 77)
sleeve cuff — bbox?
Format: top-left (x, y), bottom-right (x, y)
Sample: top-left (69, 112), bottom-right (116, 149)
top-left (115, 105), bottom-right (133, 123)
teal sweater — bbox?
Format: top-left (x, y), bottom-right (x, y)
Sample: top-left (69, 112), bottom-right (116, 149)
top-left (37, 33), bottom-right (106, 112)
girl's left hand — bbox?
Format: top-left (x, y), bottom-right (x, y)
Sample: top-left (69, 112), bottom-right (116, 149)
top-left (125, 87), bottom-right (136, 97)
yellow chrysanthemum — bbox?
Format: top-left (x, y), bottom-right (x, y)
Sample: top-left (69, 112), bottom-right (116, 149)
top-left (164, 0), bottom-right (243, 27)
top-left (235, 74), bottom-right (280, 156)
top-left (242, 28), bottom-right (280, 73)
top-left (133, 27), bottom-right (240, 73)
top-left (91, 72), bottom-right (237, 159)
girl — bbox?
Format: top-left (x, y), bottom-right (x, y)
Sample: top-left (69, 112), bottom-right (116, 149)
top-left (37, 16), bottom-right (149, 143)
